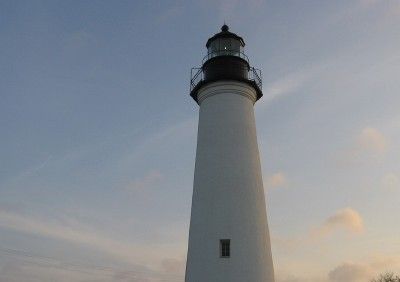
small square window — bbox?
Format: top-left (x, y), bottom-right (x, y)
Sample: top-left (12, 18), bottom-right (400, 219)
top-left (220, 239), bottom-right (230, 258)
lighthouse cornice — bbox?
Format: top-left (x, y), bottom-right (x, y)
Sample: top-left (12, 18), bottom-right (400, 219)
top-left (197, 81), bottom-right (257, 105)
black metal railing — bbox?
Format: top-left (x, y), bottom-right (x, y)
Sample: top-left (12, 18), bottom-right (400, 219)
top-left (202, 50), bottom-right (249, 64)
top-left (190, 66), bottom-right (262, 93)
top-left (250, 67), bottom-right (262, 90)
top-left (190, 67), bottom-right (203, 92)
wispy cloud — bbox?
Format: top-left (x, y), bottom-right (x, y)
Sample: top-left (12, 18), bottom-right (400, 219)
top-left (0, 210), bottom-right (182, 272)
top-left (336, 127), bottom-right (389, 165)
top-left (0, 253), bottom-right (182, 282)
top-left (119, 118), bottom-right (196, 167)
top-left (357, 127), bottom-right (388, 155)
top-left (381, 173), bottom-right (400, 190)
top-left (264, 172), bottom-right (288, 190)
top-left (125, 170), bottom-right (163, 193)
top-left (276, 254), bottom-right (400, 282)
top-left (328, 255), bottom-right (400, 282)
top-left (161, 256), bottom-right (186, 275)
top-left (258, 63), bottom-right (328, 108)
top-left (273, 208), bottom-right (364, 251)
top-left (0, 260), bottom-right (110, 282)
top-left (0, 210), bottom-right (143, 264)
top-left (312, 208), bottom-right (364, 237)
top-left (262, 72), bottom-right (311, 102)
top-left (329, 262), bottom-right (374, 282)
top-left (276, 275), bottom-right (327, 282)
top-left (2, 156), bottom-right (53, 186)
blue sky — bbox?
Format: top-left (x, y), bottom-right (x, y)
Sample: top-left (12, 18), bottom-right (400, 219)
top-left (1, 1), bottom-right (400, 281)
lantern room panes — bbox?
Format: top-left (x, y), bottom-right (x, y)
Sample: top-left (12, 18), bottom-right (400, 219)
top-left (231, 39), bottom-right (241, 56)
top-left (208, 40), bottom-right (219, 54)
top-left (231, 39), bottom-right (240, 52)
top-left (220, 38), bottom-right (231, 52)
top-left (208, 38), bottom-right (241, 52)
top-left (207, 38), bottom-right (244, 60)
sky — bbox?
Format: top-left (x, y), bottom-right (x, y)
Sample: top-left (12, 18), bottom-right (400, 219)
top-left (0, 0), bottom-right (400, 281)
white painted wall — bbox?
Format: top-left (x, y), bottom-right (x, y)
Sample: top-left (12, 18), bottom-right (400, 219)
top-left (185, 81), bottom-right (275, 282)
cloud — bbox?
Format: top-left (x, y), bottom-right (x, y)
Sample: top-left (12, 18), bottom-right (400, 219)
top-left (256, 61), bottom-right (334, 109)
top-left (161, 257), bottom-right (186, 275)
top-left (0, 260), bottom-right (109, 282)
top-left (119, 118), bottom-right (196, 168)
top-left (276, 275), bottom-right (326, 282)
top-left (0, 255), bottom-right (178, 282)
top-left (265, 172), bottom-right (288, 189)
top-left (329, 262), bottom-right (374, 282)
top-left (277, 277), bottom-right (304, 282)
top-left (258, 75), bottom-right (308, 110)
top-left (271, 234), bottom-right (302, 252)
top-left (276, 276), bottom-right (306, 282)
top-left (1, 156), bottom-right (53, 188)
top-left (356, 127), bottom-right (388, 154)
top-left (277, 208), bottom-right (364, 245)
top-left (0, 247), bottom-right (186, 282)
top-left (275, 255), bottom-right (400, 282)
top-left (381, 173), bottom-right (399, 190)
top-left (125, 170), bottom-right (163, 192)
top-left (314, 208), bottom-right (364, 237)
top-left (262, 72), bottom-right (312, 103)
top-left (329, 255), bottom-right (400, 282)
top-left (0, 210), bottom-right (178, 270)
top-left (112, 270), bottom-right (152, 282)
top-left (0, 211), bottom-right (189, 282)
top-left (337, 127), bottom-right (389, 165)
top-left (273, 208), bottom-right (364, 252)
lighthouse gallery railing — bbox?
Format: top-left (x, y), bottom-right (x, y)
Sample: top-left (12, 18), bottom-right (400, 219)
top-left (190, 66), bottom-right (262, 93)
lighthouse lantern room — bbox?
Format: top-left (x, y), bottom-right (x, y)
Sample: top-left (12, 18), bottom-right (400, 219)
top-left (190, 24), bottom-right (262, 103)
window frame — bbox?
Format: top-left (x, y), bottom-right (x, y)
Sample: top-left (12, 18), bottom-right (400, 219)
top-left (220, 239), bottom-right (231, 258)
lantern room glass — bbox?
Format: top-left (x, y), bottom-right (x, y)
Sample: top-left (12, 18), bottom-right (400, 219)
top-left (207, 38), bottom-right (242, 57)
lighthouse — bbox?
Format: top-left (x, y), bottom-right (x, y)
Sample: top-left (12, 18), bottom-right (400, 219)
top-left (185, 25), bottom-right (275, 282)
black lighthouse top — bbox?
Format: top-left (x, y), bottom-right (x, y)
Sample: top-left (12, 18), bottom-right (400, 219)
top-left (205, 24), bottom-right (245, 49)
top-left (190, 25), bottom-right (263, 103)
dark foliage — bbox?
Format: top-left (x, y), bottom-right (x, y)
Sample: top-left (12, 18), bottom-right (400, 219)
top-left (371, 273), bottom-right (400, 282)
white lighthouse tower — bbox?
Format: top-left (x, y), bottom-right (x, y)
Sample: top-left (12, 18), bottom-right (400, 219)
top-left (185, 25), bottom-right (275, 282)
